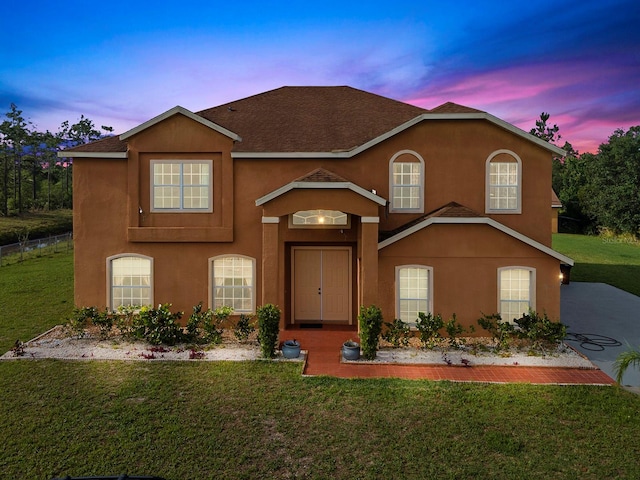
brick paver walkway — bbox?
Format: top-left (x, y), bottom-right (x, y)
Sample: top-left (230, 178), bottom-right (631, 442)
top-left (283, 326), bottom-right (615, 385)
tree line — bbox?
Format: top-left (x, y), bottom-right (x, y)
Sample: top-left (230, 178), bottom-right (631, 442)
top-left (0, 104), bottom-right (113, 216)
top-left (531, 113), bottom-right (640, 237)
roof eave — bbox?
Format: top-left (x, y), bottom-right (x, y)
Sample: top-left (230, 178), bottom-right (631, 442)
top-left (119, 106), bottom-right (242, 142)
top-left (57, 151), bottom-right (128, 159)
top-left (256, 181), bottom-right (387, 207)
top-left (378, 216), bottom-right (574, 265)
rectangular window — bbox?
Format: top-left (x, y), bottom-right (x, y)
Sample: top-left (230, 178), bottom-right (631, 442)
top-left (392, 162), bottom-right (422, 210)
top-left (499, 268), bottom-right (532, 322)
top-left (110, 256), bottom-right (152, 310)
top-left (489, 162), bottom-right (519, 210)
top-left (397, 266), bottom-right (431, 323)
top-left (212, 256), bottom-right (255, 313)
top-left (151, 160), bottom-right (211, 212)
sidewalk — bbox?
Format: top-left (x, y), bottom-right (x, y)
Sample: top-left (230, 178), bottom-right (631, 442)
top-left (284, 327), bottom-right (614, 385)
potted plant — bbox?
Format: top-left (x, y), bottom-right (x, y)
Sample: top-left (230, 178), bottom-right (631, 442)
top-left (342, 339), bottom-right (361, 360)
top-left (281, 339), bottom-right (301, 358)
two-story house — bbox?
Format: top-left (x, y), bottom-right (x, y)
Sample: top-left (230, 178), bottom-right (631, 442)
top-left (62, 86), bottom-right (573, 331)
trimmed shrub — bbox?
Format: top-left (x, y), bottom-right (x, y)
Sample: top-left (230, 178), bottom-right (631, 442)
top-left (257, 304), bottom-right (281, 358)
top-left (359, 305), bottom-right (383, 360)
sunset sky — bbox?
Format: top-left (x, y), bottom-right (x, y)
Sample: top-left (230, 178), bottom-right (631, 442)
top-left (1, 0), bottom-right (638, 153)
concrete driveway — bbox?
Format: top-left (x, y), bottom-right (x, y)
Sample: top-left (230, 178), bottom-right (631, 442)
top-left (561, 282), bottom-right (640, 387)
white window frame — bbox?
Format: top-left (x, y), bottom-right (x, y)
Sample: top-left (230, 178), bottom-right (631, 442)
top-left (389, 150), bottom-right (425, 213)
top-left (395, 265), bottom-right (433, 324)
top-left (485, 149), bottom-right (522, 214)
top-left (497, 267), bottom-right (536, 323)
top-left (150, 159), bottom-right (213, 212)
top-left (106, 254), bottom-right (154, 311)
top-left (209, 255), bottom-right (256, 314)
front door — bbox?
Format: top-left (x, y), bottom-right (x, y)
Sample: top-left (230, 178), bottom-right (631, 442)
top-left (292, 247), bottom-right (352, 324)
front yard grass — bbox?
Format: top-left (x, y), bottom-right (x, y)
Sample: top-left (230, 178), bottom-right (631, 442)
top-left (1, 360), bottom-right (639, 479)
top-left (553, 233), bottom-right (640, 296)
top-left (0, 250), bottom-right (74, 352)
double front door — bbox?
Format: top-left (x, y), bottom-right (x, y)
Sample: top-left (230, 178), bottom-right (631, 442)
top-left (292, 247), bottom-right (352, 324)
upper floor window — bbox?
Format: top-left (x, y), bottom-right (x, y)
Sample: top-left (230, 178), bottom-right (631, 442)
top-left (210, 255), bottom-right (255, 313)
top-left (486, 150), bottom-right (522, 214)
top-left (389, 150), bottom-right (425, 213)
top-left (151, 160), bottom-right (212, 212)
top-left (108, 254), bottom-right (153, 310)
top-left (396, 265), bottom-right (432, 324)
top-left (498, 267), bottom-right (535, 322)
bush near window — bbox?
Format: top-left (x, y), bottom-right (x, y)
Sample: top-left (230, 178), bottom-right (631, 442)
top-left (477, 311), bottom-right (566, 350)
top-left (382, 318), bottom-right (411, 347)
top-left (415, 312), bottom-right (444, 349)
top-left (358, 305), bottom-right (383, 360)
top-left (234, 313), bottom-right (256, 343)
top-left (132, 304), bottom-right (184, 346)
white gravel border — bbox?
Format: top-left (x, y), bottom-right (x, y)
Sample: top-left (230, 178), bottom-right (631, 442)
top-left (1, 326), bottom-right (595, 369)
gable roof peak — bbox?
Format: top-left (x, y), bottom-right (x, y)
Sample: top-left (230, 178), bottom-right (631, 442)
top-left (294, 167), bottom-right (349, 183)
top-left (430, 102), bottom-right (485, 114)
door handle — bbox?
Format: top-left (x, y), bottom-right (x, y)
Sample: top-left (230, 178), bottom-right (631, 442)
top-left (318, 287), bottom-right (321, 294)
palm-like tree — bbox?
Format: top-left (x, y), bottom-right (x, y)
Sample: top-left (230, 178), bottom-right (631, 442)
top-left (613, 347), bottom-right (640, 384)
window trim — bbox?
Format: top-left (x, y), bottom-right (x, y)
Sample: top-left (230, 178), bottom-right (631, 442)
top-left (389, 150), bottom-right (425, 213)
top-left (150, 159), bottom-right (213, 213)
top-left (497, 266), bottom-right (536, 322)
top-left (208, 254), bottom-right (256, 314)
top-left (395, 265), bottom-right (433, 324)
top-left (485, 149), bottom-right (522, 214)
top-left (106, 253), bottom-right (154, 311)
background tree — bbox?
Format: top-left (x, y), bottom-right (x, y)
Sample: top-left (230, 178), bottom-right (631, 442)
top-left (0, 104), bottom-right (32, 215)
top-left (530, 112), bottom-right (561, 144)
top-left (0, 105), bottom-right (113, 216)
top-left (582, 127), bottom-right (640, 235)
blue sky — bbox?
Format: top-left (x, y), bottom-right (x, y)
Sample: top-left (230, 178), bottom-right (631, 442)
top-left (1, 0), bottom-right (639, 153)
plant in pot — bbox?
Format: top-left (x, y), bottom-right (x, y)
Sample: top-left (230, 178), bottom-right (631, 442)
top-left (281, 339), bottom-right (301, 358)
top-left (342, 339), bottom-right (361, 360)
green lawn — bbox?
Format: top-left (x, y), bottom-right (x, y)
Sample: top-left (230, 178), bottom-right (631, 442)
top-left (1, 239), bottom-right (639, 479)
top-left (1, 361), bottom-right (639, 479)
top-left (0, 250), bottom-right (74, 352)
top-left (553, 233), bottom-right (640, 296)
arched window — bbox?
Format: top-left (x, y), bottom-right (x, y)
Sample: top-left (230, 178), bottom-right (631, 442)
top-left (498, 267), bottom-right (535, 322)
top-left (210, 255), bottom-right (256, 313)
top-left (389, 150), bottom-right (425, 213)
top-left (486, 150), bottom-right (522, 213)
top-left (107, 254), bottom-right (153, 310)
top-left (396, 265), bottom-right (433, 324)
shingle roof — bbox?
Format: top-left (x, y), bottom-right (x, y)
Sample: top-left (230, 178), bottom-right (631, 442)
top-left (65, 135), bottom-right (127, 153)
top-left (197, 86), bottom-right (428, 153)
top-left (379, 202), bottom-right (483, 241)
top-left (430, 102), bottom-right (485, 114)
top-left (61, 87), bottom-right (493, 155)
top-left (552, 189), bottom-right (562, 208)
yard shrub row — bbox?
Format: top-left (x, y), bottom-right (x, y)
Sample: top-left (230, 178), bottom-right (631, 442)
top-left (66, 302), bottom-right (256, 346)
